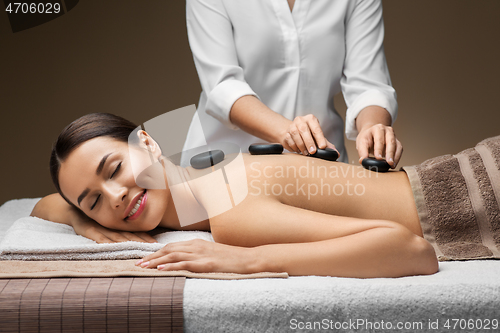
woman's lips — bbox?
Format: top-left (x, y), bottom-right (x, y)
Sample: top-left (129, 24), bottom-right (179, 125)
top-left (126, 190), bottom-right (147, 221)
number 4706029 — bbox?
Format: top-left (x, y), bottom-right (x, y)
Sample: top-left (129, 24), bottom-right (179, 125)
top-left (444, 318), bottom-right (498, 330)
top-left (5, 2), bottom-right (61, 14)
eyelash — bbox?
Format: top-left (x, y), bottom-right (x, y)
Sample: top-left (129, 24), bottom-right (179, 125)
top-left (90, 195), bottom-right (100, 210)
top-left (111, 162), bottom-right (122, 179)
top-left (90, 162), bottom-right (122, 210)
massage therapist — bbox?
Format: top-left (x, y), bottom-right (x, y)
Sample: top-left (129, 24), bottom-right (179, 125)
top-left (182, 0), bottom-right (403, 167)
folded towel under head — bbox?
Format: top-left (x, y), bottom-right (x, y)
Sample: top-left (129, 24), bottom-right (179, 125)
top-left (0, 213), bottom-right (289, 279)
top-left (0, 216), bottom-right (214, 261)
top-left (403, 135), bottom-right (500, 261)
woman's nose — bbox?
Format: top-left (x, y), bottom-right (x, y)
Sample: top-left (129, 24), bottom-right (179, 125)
top-left (103, 184), bottom-right (127, 208)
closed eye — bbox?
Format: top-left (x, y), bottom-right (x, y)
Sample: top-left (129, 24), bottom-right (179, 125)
top-left (90, 162), bottom-right (121, 211)
top-left (110, 162), bottom-right (122, 179)
top-left (90, 194), bottom-right (101, 210)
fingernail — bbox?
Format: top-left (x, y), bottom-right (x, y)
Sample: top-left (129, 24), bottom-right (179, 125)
top-left (135, 259), bottom-right (143, 266)
top-left (140, 261), bottom-right (150, 268)
top-left (377, 154), bottom-right (383, 158)
top-left (303, 150), bottom-right (308, 156)
top-left (388, 157), bottom-right (394, 163)
top-left (157, 265), bottom-right (165, 270)
top-left (309, 146), bottom-right (315, 153)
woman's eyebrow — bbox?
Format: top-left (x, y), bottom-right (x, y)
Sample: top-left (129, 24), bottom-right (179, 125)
top-left (96, 153), bottom-right (113, 175)
top-left (77, 189), bottom-right (90, 206)
top-left (77, 152), bottom-right (113, 206)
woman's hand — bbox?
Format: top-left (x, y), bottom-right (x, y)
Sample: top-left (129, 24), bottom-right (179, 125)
top-left (281, 114), bottom-right (338, 155)
top-left (136, 239), bottom-right (257, 274)
top-left (71, 217), bottom-right (157, 244)
top-left (356, 123), bottom-right (403, 168)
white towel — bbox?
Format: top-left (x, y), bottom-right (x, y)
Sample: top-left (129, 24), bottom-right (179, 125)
top-left (0, 198), bottom-right (39, 242)
top-left (0, 216), bottom-right (214, 261)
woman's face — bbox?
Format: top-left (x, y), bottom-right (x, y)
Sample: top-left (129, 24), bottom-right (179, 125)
top-left (58, 135), bottom-right (169, 232)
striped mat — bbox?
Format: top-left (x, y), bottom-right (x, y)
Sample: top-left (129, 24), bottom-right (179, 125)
top-left (0, 277), bottom-right (184, 333)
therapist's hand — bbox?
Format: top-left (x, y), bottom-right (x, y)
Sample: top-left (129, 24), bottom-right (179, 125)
top-left (355, 106), bottom-right (402, 169)
top-left (356, 123), bottom-right (403, 168)
top-left (281, 114), bottom-right (338, 155)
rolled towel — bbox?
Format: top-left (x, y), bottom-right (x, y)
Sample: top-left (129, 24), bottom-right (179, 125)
top-left (403, 135), bottom-right (500, 261)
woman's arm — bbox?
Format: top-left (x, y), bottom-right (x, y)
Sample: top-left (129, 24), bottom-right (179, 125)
top-left (31, 194), bottom-right (157, 243)
top-left (138, 198), bottom-right (438, 278)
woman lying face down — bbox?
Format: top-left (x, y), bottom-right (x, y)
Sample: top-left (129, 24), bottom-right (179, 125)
top-left (32, 113), bottom-right (439, 278)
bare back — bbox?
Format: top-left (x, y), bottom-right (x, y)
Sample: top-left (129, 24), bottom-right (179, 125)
top-left (243, 153), bottom-right (420, 235)
top-left (183, 153), bottom-right (422, 237)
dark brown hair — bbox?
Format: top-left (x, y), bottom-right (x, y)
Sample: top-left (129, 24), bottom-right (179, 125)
top-left (50, 113), bottom-right (138, 206)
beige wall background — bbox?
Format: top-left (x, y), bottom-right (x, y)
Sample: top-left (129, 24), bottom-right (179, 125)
top-left (1, 0), bottom-right (499, 205)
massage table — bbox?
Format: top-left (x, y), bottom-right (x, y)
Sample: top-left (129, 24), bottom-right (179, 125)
top-left (1, 199), bottom-right (500, 333)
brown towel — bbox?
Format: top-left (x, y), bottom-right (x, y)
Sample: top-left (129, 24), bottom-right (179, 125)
top-left (403, 135), bottom-right (500, 261)
top-left (0, 259), bottom-right (288, 279)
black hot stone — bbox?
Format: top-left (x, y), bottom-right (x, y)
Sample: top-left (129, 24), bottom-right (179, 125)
top-left (248, 143), bottom-right (284, 155)
top-left (361, 157), bottom-right (391, 172)
top-left (310, 148), bottom-right (339, 161)
top-left (190, 150), bottom-right (225, 169)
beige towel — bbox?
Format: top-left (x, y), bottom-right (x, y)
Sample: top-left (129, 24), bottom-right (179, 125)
top-left (0, 259), bottom-right (288, 279)
top-left (403, 135), bottom-right (500, 261)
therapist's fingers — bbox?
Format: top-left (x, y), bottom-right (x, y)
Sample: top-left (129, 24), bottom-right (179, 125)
top-left (289, 115), bottom-right (328, 155)
top-left (325, 140), bottom-right (339, 154)
top-left (297, 122), bottom-right (317, 155)
top-left (289, 123), bottom-right (308, 155)
top-left (305, 115), bottom-right (328, 151)
top-left (356, 132), bottom-right (372, 163)
top-left (357, 124), bottom-right (401, 166)
top-left (384, 127), bottom-right (397, 167)
top-left (393, 140), bottom-right (404, 168)
top-left (384, 127), bottom-right (403, 168)
top-left (283, 133), bottom-right (298, 153)
top-left (372, 125), bottom-right (386, 160)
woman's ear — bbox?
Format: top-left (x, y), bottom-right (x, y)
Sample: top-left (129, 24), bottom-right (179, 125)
top-left (136, 130), bottom-right (162, 159)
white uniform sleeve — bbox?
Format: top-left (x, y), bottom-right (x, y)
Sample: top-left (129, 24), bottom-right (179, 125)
top-left (186, 0), bottom-right (259, 130)
top-left (341, 0), bottom-right (398, 140)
